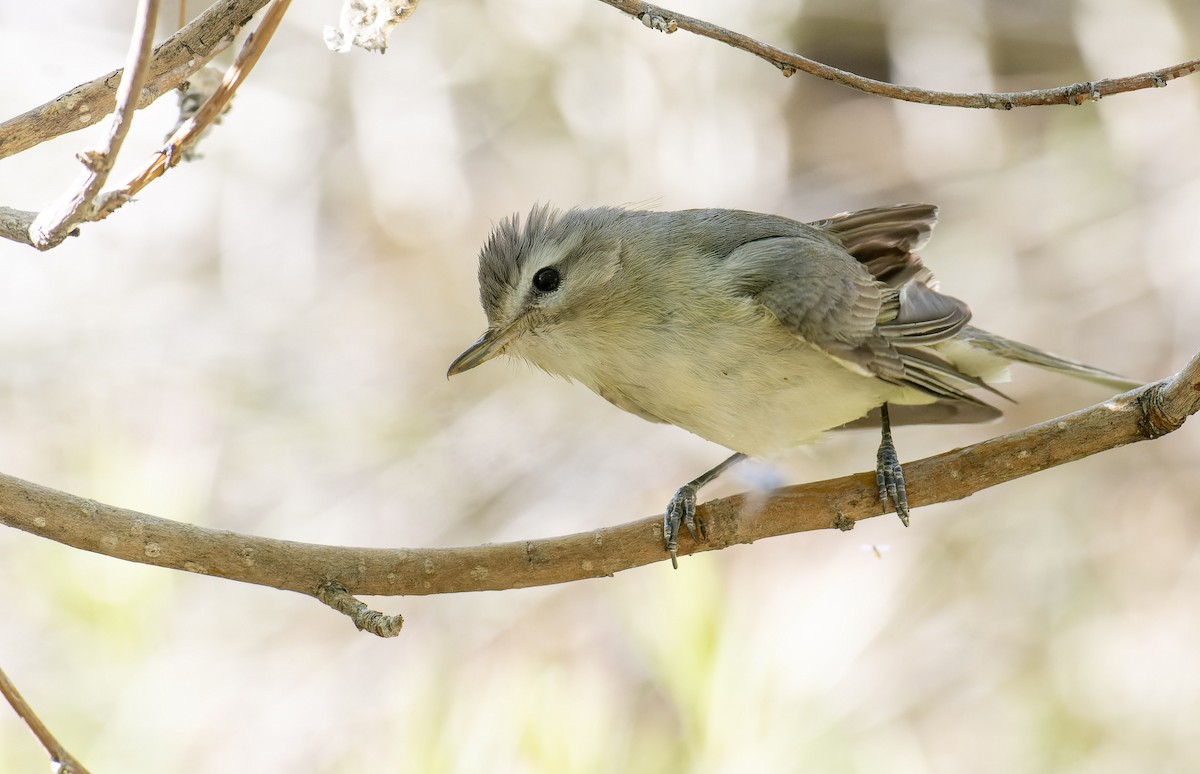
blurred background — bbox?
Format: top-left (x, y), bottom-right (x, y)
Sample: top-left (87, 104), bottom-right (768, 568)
top-left (1, 0), bottom-right (1199, 771)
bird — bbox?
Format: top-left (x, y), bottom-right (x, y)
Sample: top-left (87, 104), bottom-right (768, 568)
top-left (447, 204), bottom-right (1138, 567)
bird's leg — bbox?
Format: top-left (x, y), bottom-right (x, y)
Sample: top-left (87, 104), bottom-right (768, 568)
top-left (875, 402), bottom-right (910, 526)
top-left (664, 452), bottom-right (747, 569)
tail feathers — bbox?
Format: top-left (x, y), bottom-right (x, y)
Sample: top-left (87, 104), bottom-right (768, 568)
top-left (958, 326), bottom-right (1141, 392)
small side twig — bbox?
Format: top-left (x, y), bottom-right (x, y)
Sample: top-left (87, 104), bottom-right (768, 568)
top-left (0, 665), bottom-right (92, 774)
top-left (597, 0), bottom-right (1200, 108)
top-left (26, 0), bottom-right (161, 250)
top-left (316, 581), bottom-right (405, 637)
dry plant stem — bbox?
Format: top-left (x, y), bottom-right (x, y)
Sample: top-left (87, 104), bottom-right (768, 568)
top-left (26, 0), bottom-right (161, 251)
top-left (96, 0), bottom-right (294, 215)
top-left (598, 0), bottom-right (1200, 108)
top-left (0, 350), bottom-right (1195, 634)
top-left (0, 666), bottom-right (92, 774)
top-left (0, 0), bottom-right (272, 162)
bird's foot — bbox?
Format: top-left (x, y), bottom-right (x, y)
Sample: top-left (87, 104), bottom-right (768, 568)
top-left (664, 484), bottom-right (704, 569)
top-left (876, 436), bottom-right (910, 526)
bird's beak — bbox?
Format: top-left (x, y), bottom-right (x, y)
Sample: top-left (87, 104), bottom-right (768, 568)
top-left (447, 321), bottom-right (521, 377)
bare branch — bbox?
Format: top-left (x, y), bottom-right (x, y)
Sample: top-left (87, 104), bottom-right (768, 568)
top-left (0, 0), bottom-right (275, 249)
top-left (1, 0), bottom-right (293, 250)
top-left (0, 351), bottom-right (1196, 635)
top-left (27, 0), bottom-right (161, 250)
top-left (95, 0), bottom-right (294, 216)
top-left (597, 0), bottom-right (1200, 108)
top-left (0, 0), bottom-right (271, 163)
top-left (0, 666), bottom-right (92, 774)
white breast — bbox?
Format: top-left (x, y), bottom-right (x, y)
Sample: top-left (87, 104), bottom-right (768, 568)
top-left (514, 295), bottom-right (921, 458)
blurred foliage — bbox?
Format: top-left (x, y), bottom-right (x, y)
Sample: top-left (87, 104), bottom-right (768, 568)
top-left (0, 0), bottom-right (1198, 771)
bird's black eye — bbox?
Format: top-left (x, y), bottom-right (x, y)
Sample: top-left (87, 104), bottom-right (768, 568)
top-left (532, 266), bottom-right (560, 293)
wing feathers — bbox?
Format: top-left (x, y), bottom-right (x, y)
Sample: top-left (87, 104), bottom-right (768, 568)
top-left (728, 215), bottom-right (986, 403)
top-left (722, 206), bottom-right (1132, 415)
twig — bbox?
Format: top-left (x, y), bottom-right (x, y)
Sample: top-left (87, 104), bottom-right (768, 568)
top-left (0, 665), bottom-right (92, 774)
top-left (25, 0), bottom-right (161, 250)
top-left (317, 581), bottom-right (404, 637)
top-left (0, 0), bottom-right (271, 163)
top-left (94, 0), bottom-right (294, 217)
top-left (0, 351), bottom-right (1196, 635)
top-left (598, 0), bottom-right (1200, 108)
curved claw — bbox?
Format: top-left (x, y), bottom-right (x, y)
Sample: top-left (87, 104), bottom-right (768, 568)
top-left (660, 453), bottom-right (745, 569)
top-left (664, 484), bottom-right (700, 569)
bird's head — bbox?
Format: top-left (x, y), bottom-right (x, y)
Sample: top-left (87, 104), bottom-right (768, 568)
top-left (447, 205), bottom-right (627, 377)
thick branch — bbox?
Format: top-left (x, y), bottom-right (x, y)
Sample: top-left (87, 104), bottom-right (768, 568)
top-left (0, 0), bottom-right (271, 162)
top-left (0, 666), bottom-right (92, 774)
top-left (0, 350), bottom-right (1195, 621)
top-left (598, 0), bottom-right (1200, 108)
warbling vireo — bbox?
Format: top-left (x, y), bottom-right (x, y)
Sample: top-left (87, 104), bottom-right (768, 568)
top-left (448, 204), bottom-right (1137, 567)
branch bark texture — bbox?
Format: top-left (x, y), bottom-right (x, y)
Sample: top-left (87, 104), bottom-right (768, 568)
top-left (1, 351), bottom-right (1196, 608)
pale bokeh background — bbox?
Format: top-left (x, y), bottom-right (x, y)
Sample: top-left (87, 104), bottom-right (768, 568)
top-left (1, 0), bottom-right (1199, 771)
